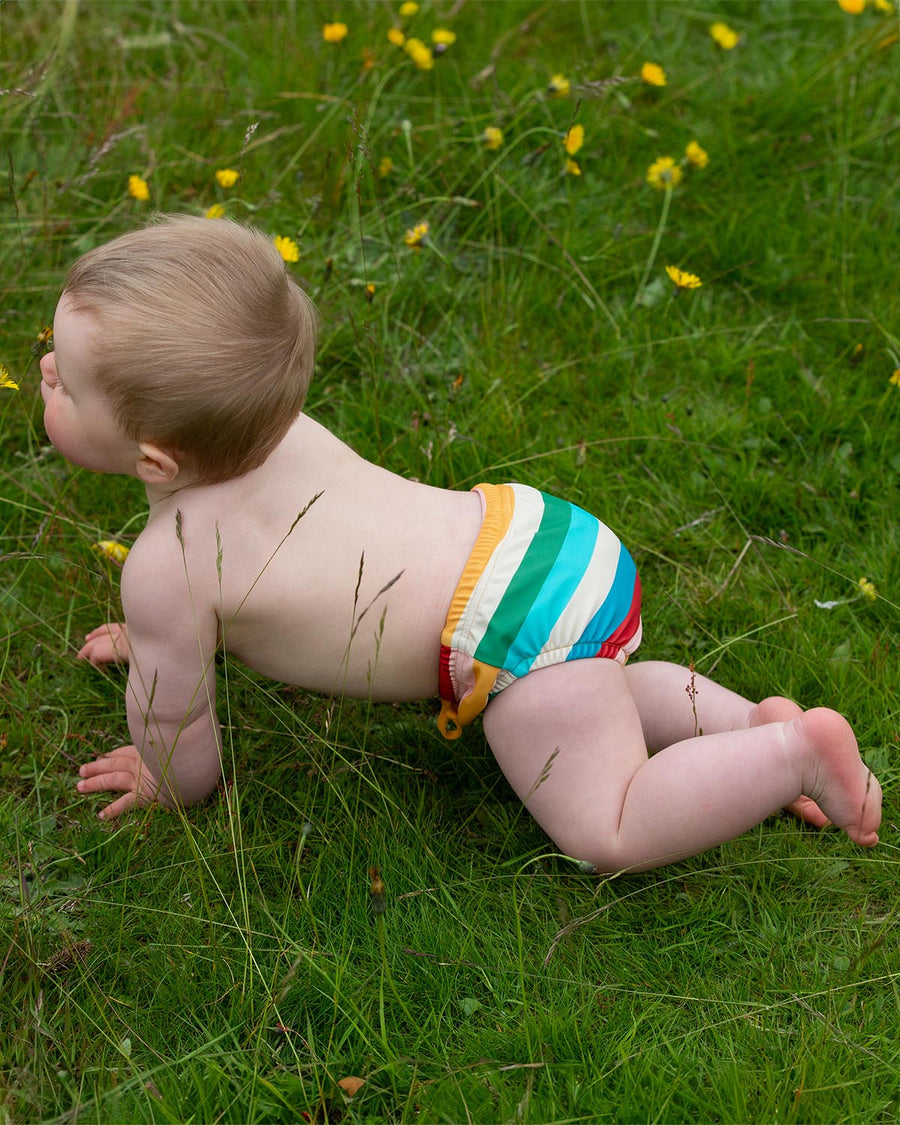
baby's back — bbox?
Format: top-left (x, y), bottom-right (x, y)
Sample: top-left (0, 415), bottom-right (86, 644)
top-left (147, 414), bottom-right (483, 702)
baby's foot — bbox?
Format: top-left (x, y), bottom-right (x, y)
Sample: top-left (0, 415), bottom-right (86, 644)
top-left (750, 697), bottom-right (829, 828)
top-left (792, 708), bottom-right (881, 847)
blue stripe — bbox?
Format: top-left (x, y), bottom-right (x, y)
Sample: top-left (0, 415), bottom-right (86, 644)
top-left (566, 542), bottom-right (636, 659)
top-left (474, 490), bottom-right (572, 669)
top-left (505, 497), bottom-right (599, 676)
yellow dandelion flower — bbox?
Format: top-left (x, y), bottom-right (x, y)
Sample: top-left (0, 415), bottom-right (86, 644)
top-left (387, 27), bottom-right (405, 45)
top-left (838, 0), bottom-right (866, 10)
top-left (323, 22), bottom-right (349, 43)
top-left (482, 126), bottom-right (504, 151)
top-left (128, 174), bottom-right (150, 201)
top-left (564, 124), bottom-right (584, 156)
top-left (0, 363), bottom-right (19, 391)
top-left (710, 22), bottom-right (739, 49)
top-left (547, 73), bottom-right (570, 97)
top-left (564, 158), bottom-right (582, 176)
top-left (858, 577), bottom-right (878, 601)
top-left (666, 265), bottom-right (702, 290)
top-left (873, 0), bottom-right (893, 12)
top-left (404, 220), bottom-right (429, 249)
top-left (32, 325), bottom-right (53, 356)
top-left (365, 283), bottom-right (376, 302)
top-left (204, 203), bottom-right (225, 219)
top-left (215, 168), bottom-right (239, 188)
top-left (431, 28), bottom-right (456, 46)
top-left (399, 1), bottom-right (418, 14)
top-left (646, 155), bottom-right (683, 190)
top-left (378, 156), bottom-right (394, 177)
top-left (274, 235), bottom-right (300, 263)
top-left (95, 540), bottom-right (130, 565)
top-left (404, 37), bottom-right (433, 69)
top-left (641, 61), bottom-right (667, 86)
top-left (889, 369), bottom-right (900, 386)
top-left (685, 140), bottom-right (709, 168)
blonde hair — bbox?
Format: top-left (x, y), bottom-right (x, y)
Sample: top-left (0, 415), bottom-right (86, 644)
top-left (63, 214), bottom-right (317, 485)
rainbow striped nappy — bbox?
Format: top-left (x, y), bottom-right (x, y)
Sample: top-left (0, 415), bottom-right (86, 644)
top-left (437, 483), bottom-right (642, 739)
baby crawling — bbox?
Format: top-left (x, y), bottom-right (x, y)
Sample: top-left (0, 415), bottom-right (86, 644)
top-left (37, 215), bottom-right (879, 873)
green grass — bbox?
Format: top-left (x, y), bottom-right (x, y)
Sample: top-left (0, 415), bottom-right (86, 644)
top-left (2, 0), bottom-right (900, 1120)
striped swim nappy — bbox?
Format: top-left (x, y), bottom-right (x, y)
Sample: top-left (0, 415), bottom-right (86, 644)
top-left (437, 483), bottom-right (642, 739)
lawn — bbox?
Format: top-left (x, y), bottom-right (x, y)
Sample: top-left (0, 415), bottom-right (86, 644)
top-left (1, 0), bottom-right (899, 1120)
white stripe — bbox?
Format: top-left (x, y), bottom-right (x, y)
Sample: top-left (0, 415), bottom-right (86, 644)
top-left (492, 669), bottom-right (516, 694)
top-left (451, 485), bottom-right (546, 652)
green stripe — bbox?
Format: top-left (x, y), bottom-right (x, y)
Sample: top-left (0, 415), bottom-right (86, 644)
top-left (474, 492), bottom-right (572, 669)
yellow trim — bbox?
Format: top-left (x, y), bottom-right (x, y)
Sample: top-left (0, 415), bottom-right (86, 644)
top-left (440, 483), bottom-right (516, 648)
top-left (437, 660), bottom-right (499, 738)
top-left (437, 699), bottom-right (463, 739)
top-left (456, 660), bottom-right (499, 726)
top-left (438, 483), bottom-right (514, 739)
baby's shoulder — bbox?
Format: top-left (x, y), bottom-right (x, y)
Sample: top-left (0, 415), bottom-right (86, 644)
top-left (120, 506), bottom-right (212, 624)
top-left (124, 506), bottom-right (185, 572)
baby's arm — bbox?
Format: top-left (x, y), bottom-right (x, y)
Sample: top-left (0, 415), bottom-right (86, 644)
top-left (76, 544), bottom-right (222, 817)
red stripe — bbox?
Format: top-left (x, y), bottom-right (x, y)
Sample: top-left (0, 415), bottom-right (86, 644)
top-left (438, 644), bottom-right (457, 705)
top-left (594, 572), bottom-right (642, 657)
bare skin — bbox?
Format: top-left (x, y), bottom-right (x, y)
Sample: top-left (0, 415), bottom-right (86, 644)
top-left (482, 661), bottom-right (880, 873)
top-left (46, 297), bottom-right (882, 868)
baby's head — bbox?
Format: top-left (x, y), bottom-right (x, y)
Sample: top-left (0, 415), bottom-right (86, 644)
top-left (60, 215), bottom-right (317, 485)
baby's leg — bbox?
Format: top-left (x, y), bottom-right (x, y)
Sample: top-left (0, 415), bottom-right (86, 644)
top-left (625, 660), bottom-right (792, 746)
top-left (482, 660), bottom-right (880, 874)
top-left (625, 660), bottom-right (828, 826)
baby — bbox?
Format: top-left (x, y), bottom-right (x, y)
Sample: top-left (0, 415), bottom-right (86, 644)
top-left (40, 215), bottom-right (881, 874)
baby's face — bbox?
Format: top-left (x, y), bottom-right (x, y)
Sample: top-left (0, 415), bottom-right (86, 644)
top-left (40, 296), bottom-right (139, 474)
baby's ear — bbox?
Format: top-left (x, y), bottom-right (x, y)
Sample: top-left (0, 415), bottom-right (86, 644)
top-left (136, 442), bottom-right (182, 485)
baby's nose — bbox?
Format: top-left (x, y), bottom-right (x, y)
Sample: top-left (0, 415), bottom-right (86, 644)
top-left (40, 352), bottom-right (57, 385)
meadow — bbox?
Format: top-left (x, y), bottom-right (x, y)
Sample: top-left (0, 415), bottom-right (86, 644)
top-left (1, 0), bottom-right (899, 1120)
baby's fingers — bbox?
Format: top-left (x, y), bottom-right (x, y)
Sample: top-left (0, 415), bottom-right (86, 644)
top-left (79, 746), bottom-right (140, 784)
top-left (97, 792), bottom-right (138, 821)
top-left (77, 629), bottom-right (129, 665)
top-left (79, 748), bottom-right (132, 774)
top-left (79, 621), bottom-right (127, 652)
top-left (77, 761), bottom-right (142, 819)
top-left (83, 623), bottom-right (118, 641)
top-left (77, 766), bottom-right (136, 794)
top-left (76, 638), bottom-right (109, 665)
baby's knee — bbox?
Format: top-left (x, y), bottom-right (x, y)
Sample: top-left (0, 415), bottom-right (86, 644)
top-left (565, 848), bottom-right (650, 877)
top-left (548, 828), bottom-right (634, 877)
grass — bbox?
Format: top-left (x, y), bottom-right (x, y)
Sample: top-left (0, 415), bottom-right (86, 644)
top-left (1, 0), bottom-right (900, 1120)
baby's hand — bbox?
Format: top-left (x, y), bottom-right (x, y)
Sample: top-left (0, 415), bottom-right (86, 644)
top-left (77, 745), bottom-right (159, 820)
top-left (77, 622), bottom-right (130, 666)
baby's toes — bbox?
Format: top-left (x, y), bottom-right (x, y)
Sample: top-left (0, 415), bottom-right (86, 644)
top-left (784, 795), bottom-right (830, 829)
top-left (751, 696), bottom-right (803, 727)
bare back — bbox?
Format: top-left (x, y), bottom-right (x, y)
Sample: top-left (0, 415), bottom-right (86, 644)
top-left (129, 413), bottom-right (483, 702)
